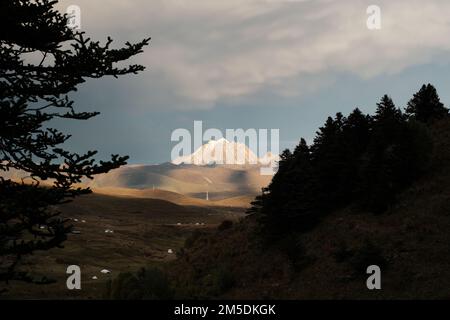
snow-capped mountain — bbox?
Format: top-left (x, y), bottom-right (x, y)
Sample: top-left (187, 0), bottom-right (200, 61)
top-left (172, 138), bottom-right (279, 166)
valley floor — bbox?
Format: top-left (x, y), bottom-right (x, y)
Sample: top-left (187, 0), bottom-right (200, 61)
top-left (1, 193), bottom-right (247, 299)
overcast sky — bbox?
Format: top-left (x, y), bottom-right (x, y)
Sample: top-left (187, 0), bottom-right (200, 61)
top-left (56, 0), bottom-right (450, 164)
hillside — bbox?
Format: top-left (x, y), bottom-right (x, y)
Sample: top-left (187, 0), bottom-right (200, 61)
top-left (3, 192), bottom-right (248, 299)
top-left (86, 162), bottom-right (271, 199)
top-left (163, 118), bottom-right (450, 299)
top-left (92, 187), bottom-right (253, 209)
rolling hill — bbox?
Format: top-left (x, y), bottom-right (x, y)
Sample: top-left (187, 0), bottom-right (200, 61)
top-left (86, 162), bottom-right (272, 200)
top-left (2, 139), bottom-right (276, 204)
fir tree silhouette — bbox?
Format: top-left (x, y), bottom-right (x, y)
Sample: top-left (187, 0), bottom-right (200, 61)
top-left (0, 0), bottom-right (149, 284)
top-left (406, 84), bottom-right (449, 123)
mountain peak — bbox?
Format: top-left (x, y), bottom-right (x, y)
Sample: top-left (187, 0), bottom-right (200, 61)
top-left (172, 139), bottom-right (278, 166)
top-left (207, 137), bottom-right (228, 145)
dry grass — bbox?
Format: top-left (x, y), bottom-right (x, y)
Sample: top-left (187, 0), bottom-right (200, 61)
top-left (1, 193), bottom-right (246, 299)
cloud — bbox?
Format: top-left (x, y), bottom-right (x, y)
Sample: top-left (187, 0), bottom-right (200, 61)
top-left (59, 0), bottom-right (450, 110)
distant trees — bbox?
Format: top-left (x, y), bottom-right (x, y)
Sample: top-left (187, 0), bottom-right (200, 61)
top-left (0, 0), bottom-right (149, 283)
top-left (251, 84), bottom-right (447, 238)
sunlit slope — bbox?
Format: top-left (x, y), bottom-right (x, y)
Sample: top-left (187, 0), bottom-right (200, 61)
top-left (86, 163), bottom-right (271, 198)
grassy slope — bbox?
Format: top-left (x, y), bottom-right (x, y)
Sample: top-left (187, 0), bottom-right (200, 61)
top-left (166, 119), bottom-right (450, 299)
top-left (2, 193), bottom-right (247, 299)
top-left (92, 187), bottom-right (254, 208)
top-left (87, 163), bottom-right (272, 198)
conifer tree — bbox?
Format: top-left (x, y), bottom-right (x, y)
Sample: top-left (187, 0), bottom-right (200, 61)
top-left (0, 0), bottom-right (149, 283)
top-left (406, 84), bottom-right (448, 123)
top-left (341, 108), bottom-right (371, 197)
top-left (287, 139), bottom-right (316, 230)
top-left (374, 95), bottom-right (403, 123)
top-left (310, 114), bottom-right (347, 211)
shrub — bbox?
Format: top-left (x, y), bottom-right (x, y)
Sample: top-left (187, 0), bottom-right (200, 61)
top-left (277, 234), bottom-right (310, 271)
top-left (203, 266), bottom-right (235, 297)
top-left (333, 241), bottom-right (354, 263)
top-left (217, 220), bottom-right (234, 232)
top-left (184, 230), bottom-right (204, 249)
top-left (104, 267), bottom-right (173, 300)
top-left (333, 240), bottom-right (386, 277)
top-left (349, 241), bottom-right (386, 276)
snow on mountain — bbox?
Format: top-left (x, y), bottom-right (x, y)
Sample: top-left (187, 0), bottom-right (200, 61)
top-left (172, 138), bottom-right (279, 166)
